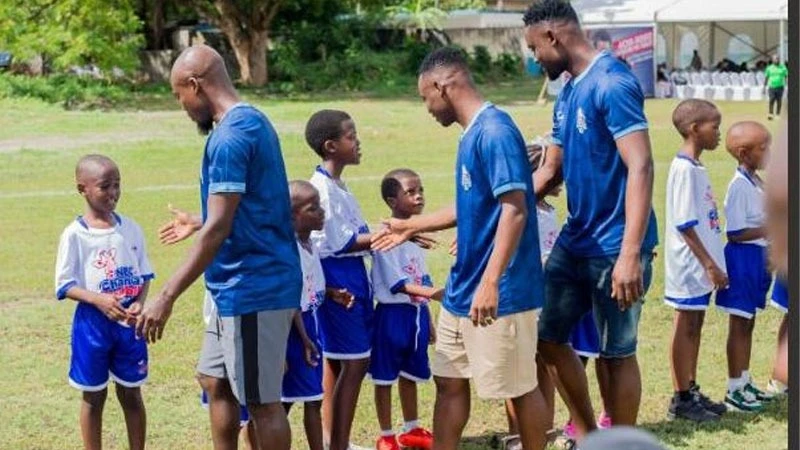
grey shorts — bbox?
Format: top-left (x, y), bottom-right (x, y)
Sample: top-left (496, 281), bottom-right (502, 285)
top-left (198, 308), bottom-right (295, 405)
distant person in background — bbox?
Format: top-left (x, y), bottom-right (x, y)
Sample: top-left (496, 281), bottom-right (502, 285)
top-left (764, 54), bottom-right (788, 120)
top-left (690, 50), bottom-right (703, 71)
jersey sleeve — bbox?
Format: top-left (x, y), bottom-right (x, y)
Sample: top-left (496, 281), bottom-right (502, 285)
top-left (310, 186), bottom-right (356, 257)
top-left (671, 165), bottom-right (699, 231)
top-left (551, 95), bottom-right (564, 146)
top-left (54, 227), bottom-right (80, 300)
top-left (597, 71), bottom-right (649, 141)
top-left (724, 181), bottom-right (749, 237)
top-left (132, 222), bottom-right (155, 281)
top-left (479, 123), bottom-right (531, 198)
top-left (372, 247), bottom-right (409, 294)
top-left (207, 131), bottom-right (251, 195)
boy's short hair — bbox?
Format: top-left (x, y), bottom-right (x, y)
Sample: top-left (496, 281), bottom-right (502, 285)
top-left (523, 0), bottom-right (580, 27)
top-left (288, 180), bottom-right (318, 208)
top-left (381, 168), bottom-right (420, 204)
top-left (75, 154), bottom-right (117, 179)
top-left (418, 46), bottom-right (470, 77)
top-left (671, 99), bottom-right (719, 138)
top-left (305, 110), bottom-right (352, 158)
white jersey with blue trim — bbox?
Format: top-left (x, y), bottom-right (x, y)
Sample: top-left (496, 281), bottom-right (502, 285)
top-left (536, 203), bottom-right (561, 263)
top-left (664, 156), bottom-right (727, 299)
top-left (55, 214), bottom-right (154, 305)
top-left (372, 240), bottom-right (432, 305)
top-left (724, 168), bottom-right (767, 247)
top-left (297, 241), bottom-right (326, 312)
top-left (309, 167), bottom-right (370, 259)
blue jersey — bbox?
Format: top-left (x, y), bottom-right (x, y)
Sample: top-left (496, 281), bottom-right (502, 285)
top-left (551, 51), bottom-right (658, 257)
top-left (445, 103), bottom-right (545, 317)
top-left (200, 104), bottom-right (301, 316)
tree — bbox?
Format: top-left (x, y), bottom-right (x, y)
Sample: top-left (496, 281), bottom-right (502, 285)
top-left (180, 0), bottom-right (288, 87)
top-left (0, 0), bottom-right (143, 74)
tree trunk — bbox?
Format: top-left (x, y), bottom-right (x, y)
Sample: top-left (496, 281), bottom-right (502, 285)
top-left (229, 29), bottom-right (269, 87)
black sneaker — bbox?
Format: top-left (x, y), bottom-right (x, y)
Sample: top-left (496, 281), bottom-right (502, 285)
top-left (690, 383), bottom-right (727, 416)
top-left (667, 394), bottom-right (720, 422)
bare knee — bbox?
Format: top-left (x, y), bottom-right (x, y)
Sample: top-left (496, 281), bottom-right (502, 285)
top-left (83, 389), bottom-right (108, 409)
top-left (115, 385), bottom-right (144, 410)
top-left (434, 376), bottom-right (468, 397)
top-left (198, 374), bottom-right (233, 400)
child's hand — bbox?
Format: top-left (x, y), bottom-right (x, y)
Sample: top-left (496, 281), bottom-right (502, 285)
top-left (93, 293), bottom-right (128, 322)
top-left (431, 288), bottom-right (445, 301)
top-left (329, 289), bottom-right (355, 309)
top-left (449, 238), bottom-right (457, 257)
top-left (124, 301), bottom-right (143, 325)
top-left (303, 339), bottom-right (321, 367)
top-left (707, 265), bottom-right (729, 290)
top-left (159, 204), bottom-right (201, 245)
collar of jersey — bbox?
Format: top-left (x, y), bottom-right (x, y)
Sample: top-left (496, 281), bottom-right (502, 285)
top-left (676, 152), bottom-right (702, 167)
top-left (216, 102), bottom-right (248, 126)
top-left (315, 165), bottom-right (334, 179)
top-left (573, 51), bottom-right (609, 85)
top-left (76, 212), bottom-right (122, 232)
top-left (461, 101), bottom-right (492, 139)
top-left (736, 166), bottom-right (761, 188)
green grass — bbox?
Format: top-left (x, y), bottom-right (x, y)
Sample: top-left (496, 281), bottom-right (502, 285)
top-left (0, 92), bottom-right (787, 450)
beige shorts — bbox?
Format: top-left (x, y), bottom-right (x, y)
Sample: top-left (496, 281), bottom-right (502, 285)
top-left (431, 308), bottom-right (539, 399)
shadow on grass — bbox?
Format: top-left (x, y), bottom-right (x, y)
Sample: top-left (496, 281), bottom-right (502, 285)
top-left (640, 397), bottom-right (788, 448)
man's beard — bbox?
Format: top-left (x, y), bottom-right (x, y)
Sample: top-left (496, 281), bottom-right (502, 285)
top-left (197, 117), bottom-right (214, 135)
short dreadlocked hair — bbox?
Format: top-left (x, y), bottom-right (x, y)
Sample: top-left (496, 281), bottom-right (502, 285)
top-left (522, 0), bottom-right (580, 27)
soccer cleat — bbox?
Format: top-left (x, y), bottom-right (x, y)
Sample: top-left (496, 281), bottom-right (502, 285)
top-left (690, 383), bottom-right (727, 416)
top-left (667, 395), bottom-right (720, 422)
top-left (397, 427), bottom-right (433, 450)
top-left (744, 381), bottom-right (777, 402)
top-left (725, 387), bottom-right (764, 413)
top-left (597, 411), bottom-right (612, 429)
top-left (562, 420), bottom-right (577, 439)
top-left (376, 435), bottom-right (401, 450)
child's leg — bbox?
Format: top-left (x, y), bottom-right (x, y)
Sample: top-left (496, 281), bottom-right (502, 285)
top-left (772, 315), bottom-right (789, 386)
top-left (670, 310), bottom-right (705, 392)
top-left (329, 358), bottom-right (369, 450)
top-left (80, 389), bottom-right (107, 450)
top-left (727, 315), bottom-right (756, 380)
top-left (322, 358), bottom-right (340, 443)
top-left (398, 378), bottom-right (418, 425)
top-left (304, 401), bottom-right (324, 450)
top-left (375, 384), bottom-right (394, 433)
top-left (115, 385), bottom-right (146, 450)
top-left (241, 422), bottom-right (255, 450)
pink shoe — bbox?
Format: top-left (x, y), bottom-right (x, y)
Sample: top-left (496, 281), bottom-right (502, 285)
top-left (597, 411), bottom-right (612, 429)
top-left (562, 420), bottom-right (577, 439)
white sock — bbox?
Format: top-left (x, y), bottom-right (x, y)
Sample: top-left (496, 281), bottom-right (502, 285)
top-left (770, 379), bottom-right (788, 392)
top-left (728, 375), bottom-right (746, 393)
top-left (403, 420), bottom-right (419, 433)
top-left (381, 429), bottom-right (394, 437)
top-left (742, 370), bottom-right (751, 384)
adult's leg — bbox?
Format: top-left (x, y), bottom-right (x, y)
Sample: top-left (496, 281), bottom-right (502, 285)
top-left (248, 402), bottom-right (291, 450)
top-left (727, 315), bottom-right (755, 378)
top-left (329, 358), bottom-right (370, 450)
top-left (511, 388), bottom-right (548, 450)
top-left (538, 342), bottom-right (596, 437)
top-left (776, 88), bottom-right (784, 116)
top-left (769, 88), bottom-right (777, 116)
top-left (772, 315), bottom-right (789, 385)
top-left (669, 310), bottom-right (705, 392)
top-left (596, 356), bottom-right (641, 425)
top-left (433, 377), bottom-right (471, 450)
top-left (115, 385), bottom-right (146, 450)
top-left (198, 375), bottom-right (241, 450)
top-left (80, 389), bottom-right (107, 450)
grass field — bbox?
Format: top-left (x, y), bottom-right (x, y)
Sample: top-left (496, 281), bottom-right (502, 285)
top-left (0, 87), bottom-right (788, 450)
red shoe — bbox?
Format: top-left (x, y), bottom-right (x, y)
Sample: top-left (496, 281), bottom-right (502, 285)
top-left (376, 435), bottom-right (401, 450)
top-left (397, 427), bottom-right (433, 449)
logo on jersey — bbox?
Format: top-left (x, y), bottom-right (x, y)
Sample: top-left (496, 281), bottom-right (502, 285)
top-left (704, 187), bottom-right (721, 233)
top-left (403, 256), bottom-right (432, 304)
top-left (576, 107), bottom-right (587, 134)
top-left (304, 272), bottom-right (324, 312)
top-left (461, 165), bottom-right (472, 191)
top-left (93, 248), bottom-right (143, 299)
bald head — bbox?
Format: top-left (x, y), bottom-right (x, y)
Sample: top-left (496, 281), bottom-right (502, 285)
top-left (289, 180), bottom-right (319, 209)
top-left (170, 45), bottom-right (233, 89)
top-left (76, 154), bottom-right (118, 182)
top-left (726, 121), bottom-right (770, 158)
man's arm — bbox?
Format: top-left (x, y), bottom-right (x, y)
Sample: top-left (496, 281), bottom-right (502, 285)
top-left (533, 145), bottom-right (564, 201)
top-left (470, 190), bottom-right (527, 326)
top-left (136, 193), bottom-right (240, 343)
top-left (612, 130), bottom-right (654, 306)
top-left (372, 205), bottom-right (456, 251)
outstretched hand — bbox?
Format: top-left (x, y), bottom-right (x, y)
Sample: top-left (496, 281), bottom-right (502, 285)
top-left (371, 218), bottom-right (424, 251)
top-left (159, 204), bottom-right (201, 245)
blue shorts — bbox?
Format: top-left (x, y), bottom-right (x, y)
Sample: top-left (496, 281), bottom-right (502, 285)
top-left (369, 303), bottom-right (431, 384)
top-left (771, 278), bottom-right (789, 313)
top-left (716, 243), bottom-right (771, 319)
top-left (69, 303), bottom-right (148, 391)
top-left (318, 257), bottom-right (373, 359)
top-left (201, 390), bottom-right (249, 425)
top-left (538, 245), bottom-right (654, 358)
top-left (282, 310), bottom-right (324, 403)
top-left (570, 311), bottom-right (600, 359)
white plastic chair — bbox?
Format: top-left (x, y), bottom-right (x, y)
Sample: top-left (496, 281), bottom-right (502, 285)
top-left (729, 73), bottom-right (747, 101)
top-left (711, 72), bottom-right (729, 101)
top-left (743, 72), bottom-right (763, 101)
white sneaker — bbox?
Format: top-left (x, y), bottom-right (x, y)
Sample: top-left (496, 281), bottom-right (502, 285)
top-left (767, 379), bottom-right (789, 395)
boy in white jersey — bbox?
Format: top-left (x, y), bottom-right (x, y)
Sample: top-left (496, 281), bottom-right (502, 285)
top-left (55, 154), bottom-right (154, 450)
top-left (715, 121), bottom-right (775, 411)
top-left (370, 169), bottom-right (442, 450)
top-left (664, 100), bottom-right (728, 422)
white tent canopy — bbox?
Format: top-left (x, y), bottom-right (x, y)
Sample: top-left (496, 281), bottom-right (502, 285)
top-left (655, 0), bottom-right (788, 23)
top-left (572, 0), bottom-right (673, 26)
